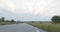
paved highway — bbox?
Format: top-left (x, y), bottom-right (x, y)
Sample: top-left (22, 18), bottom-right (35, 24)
top-left (0, 23), bottom-right (47, 32)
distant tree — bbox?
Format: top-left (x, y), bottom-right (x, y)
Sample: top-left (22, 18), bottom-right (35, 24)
top-left (10, 19), bottom-right (15, 23)
top-left (0, 19), bottom-right (1, 21)
top-left (51, 16), bottom-right (60, 23)
top-left (1, 17), bottom-right (5, 21)
top-left (6, 20), bottom-right (10, 22)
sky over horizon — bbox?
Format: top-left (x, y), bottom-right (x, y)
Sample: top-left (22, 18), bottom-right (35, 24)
top-left (0, 0), bottom-right (60, 21)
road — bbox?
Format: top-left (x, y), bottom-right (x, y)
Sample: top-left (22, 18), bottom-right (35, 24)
top-left (0, 23), bottom-right (47, 32)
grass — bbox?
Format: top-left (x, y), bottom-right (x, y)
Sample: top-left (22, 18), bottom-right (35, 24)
top-left (0, 21), bottom-right (16, 25)
top-left (28, 22), bottom-right (60, 32)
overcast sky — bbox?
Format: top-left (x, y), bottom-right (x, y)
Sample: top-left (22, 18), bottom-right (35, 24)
top-left (0, 0), bottom-right (60, 21)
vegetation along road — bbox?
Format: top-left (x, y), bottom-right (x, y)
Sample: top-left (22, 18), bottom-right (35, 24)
top-left (28, 22), bottom-right (60, 32)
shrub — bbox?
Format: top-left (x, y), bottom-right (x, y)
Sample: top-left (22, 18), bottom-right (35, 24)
top-left (51, 16), bottom-right (60, 23)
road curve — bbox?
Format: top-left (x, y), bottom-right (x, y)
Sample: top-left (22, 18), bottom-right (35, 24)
top-left (0, 23), bottom-right (47, 32)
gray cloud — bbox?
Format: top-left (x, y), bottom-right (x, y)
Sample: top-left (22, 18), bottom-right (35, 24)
top-left (12, 0), bottom-right (60, 16)
top-left (0, 0), bottom-right (60, 21)
top-left (0, 0), bottom-right (60, 16)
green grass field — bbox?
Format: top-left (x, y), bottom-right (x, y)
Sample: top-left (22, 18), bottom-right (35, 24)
top-left (28, 22), bottom-right (60, 32)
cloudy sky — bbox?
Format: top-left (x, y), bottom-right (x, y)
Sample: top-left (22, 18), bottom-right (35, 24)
top-left (0, 0), bottom-right (60, 21)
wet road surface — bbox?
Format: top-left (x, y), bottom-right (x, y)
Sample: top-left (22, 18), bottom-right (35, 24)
top-left (0, 23), bottom-right (47, 32)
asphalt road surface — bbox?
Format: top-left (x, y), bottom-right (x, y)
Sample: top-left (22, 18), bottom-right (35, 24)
top-left (0, 23), bottom-right (47, 32)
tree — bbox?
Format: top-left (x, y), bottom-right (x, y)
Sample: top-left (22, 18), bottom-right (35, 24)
top-left (0, 19), bottom-right (1, 21)
top-left (6, 20), bottom-right (10, 22)
top-left (51, 16), bottom-right (60, 23)
top-left (1, 17), bottom-right (5, 21)
top-left (10, 19), bottom-right (15, 23)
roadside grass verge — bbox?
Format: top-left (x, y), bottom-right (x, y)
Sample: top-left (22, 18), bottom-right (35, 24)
top-left (0, 21), bottom-right (16, 25)
top-left (28, 23), bottom-right (60, 32)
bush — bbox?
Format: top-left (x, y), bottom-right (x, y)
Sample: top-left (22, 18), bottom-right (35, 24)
top-left (10, 19), bottom-right (15, 23)
top-left (51, 16), bottom-right (60, 23)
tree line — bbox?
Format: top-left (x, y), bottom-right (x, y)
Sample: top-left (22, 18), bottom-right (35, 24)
top-left (0, 17), bottom-right (15, 23)
top-left (0, 16), bottom-right (60, 24)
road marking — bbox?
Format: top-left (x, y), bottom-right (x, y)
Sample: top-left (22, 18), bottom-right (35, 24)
top-left (36, 30), bottom-right (40, 32)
